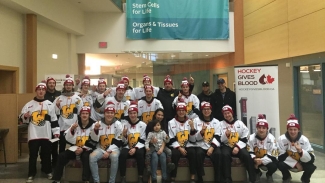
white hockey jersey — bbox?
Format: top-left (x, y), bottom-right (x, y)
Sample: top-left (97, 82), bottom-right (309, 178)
top-left (20, 99), bottom-right (60, 141)
top-left (65, 118), bottom-right (94, 150)
top-left (172, 95), bottom-right (200, 119)
top-left (134, 86), bottom-right (159, 100)
top-left (278, 133), bottom-right (315, 168)
top-left (168, 117), bottom-right (196, 149)
top-left (220, 119), bottom-right (249, 149)
top-left (96, 95), bottom-right (130, 121)
top-left (54, 94), bottom-right (83, 131)
top-left (121, 120), bottom-right (147, 149)
top-left (248, 133), bottom-right (278, 165)
top-left (138, 98), bottom-right (163, 124)
top-left (193, 117), bottom-right (221, 150)
top-left (90, 119), bottom-right (123, 153)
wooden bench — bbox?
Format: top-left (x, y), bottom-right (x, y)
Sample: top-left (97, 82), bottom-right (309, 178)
top-left (64, 157), bottom-right (247, 182)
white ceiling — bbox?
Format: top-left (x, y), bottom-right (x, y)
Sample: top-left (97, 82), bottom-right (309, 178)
top-left (68, 0), bottom-right (122, 12)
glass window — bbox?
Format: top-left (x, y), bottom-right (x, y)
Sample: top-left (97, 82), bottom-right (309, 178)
top-left (298, 64), bottom-right (323, 147)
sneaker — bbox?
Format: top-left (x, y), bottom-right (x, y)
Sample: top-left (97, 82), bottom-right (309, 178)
top-left (47, 173), bottom-right (53, 180)
top-left (256, 171), bottom-right (262, 182)
top-left (52, 181), bottom-right (60, 183)
top-left (266, 175), bottom-right (274, 183)
top-left (26, 177), bottom-right (33, 183)
top-left (167, 162), bottom-right (175, 173)
top-left (121, 176), bottom-right (126, 183)
top-left (282, 176), bottom-right (292, 183)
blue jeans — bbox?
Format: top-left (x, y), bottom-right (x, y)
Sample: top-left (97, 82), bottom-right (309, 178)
top-left (151, 151), bottom-right (167, 180)
top-left (89, 148), bottom-right (120, 183)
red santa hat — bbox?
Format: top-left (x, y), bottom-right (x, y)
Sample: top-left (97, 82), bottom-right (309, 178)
top-left (81, 76), bottom-right (90, 87)
top-left (121, 76), bottom-right (129, 84)
top-left (200, 101), bottom-right (212, 110)
top-left (128, 101), bottom-right (138, 113)
top-left (116, 81), bottom-right (126, 90)
top-left (256, 114), bottom-right (268, 129)
top-left (80, 106), bottom-right (91, 113)
top-left (104, 102), bottom-right (115, 113)
top-left (98, 78), bottom-right (107, 86)
top-left (64, 74), bottom-right (74, 86)
top-left (46, 77), bottom-right (56, 85)
top-left (176, 99), bottom-right (187, 111)
top-left (221, 105), bottom-right (233, 114)
top-left (181, 77), bottom-right (189, 87)
top-left (143, 74), bottom-right (151, 84)
top-left (144, 85), bottom-right (153, 92)
top-left (287, 114), bottom-right (300, 130)
top-left (164, 75), bottom-right (173, 85)
top-left (35, 81), bottom-right (47, 91)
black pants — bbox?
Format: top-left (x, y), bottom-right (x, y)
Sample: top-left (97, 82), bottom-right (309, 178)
top-left (210, 147), bottom-right (222, 183)
top-left (59, 131), bottom-right (66, 153)
top-left (255, 161), bottom-right (278, 176)
top-left (28, 139), bottom-right (52, 177)
top-left (278, 161), bottom-right (316, 183)
top-left (51, 134), bottom-right (59, 165)
top-left (170, 146), bottom-right (197, 178)
top-left (52, 149), bottom-right (92, 181)
top-left (119, 147), bottom-right (145, 177)
top-left (220, 146), bottom-right (256, 183)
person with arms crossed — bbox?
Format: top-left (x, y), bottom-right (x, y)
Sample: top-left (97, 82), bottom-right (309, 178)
top-left (247, 114), bottom-right (278, 183)
top-left (278, 114), bottom-right (316, 183)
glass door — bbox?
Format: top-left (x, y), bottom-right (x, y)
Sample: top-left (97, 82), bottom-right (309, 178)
top-left (298, 64), bottom-right (323, 149)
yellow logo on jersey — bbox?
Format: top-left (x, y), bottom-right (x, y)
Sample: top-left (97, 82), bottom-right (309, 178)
top-left (204, 128), bottom-right (215, 144)
top-left (61, 104), bottom-right (76, 119)
top-left (125, 96), bottom-right (131, 100)
top-left (186, 102), bottom-right (193, 115)
top-left (76, 99), bottom-right (81, 105)
top-left (128, 133), bottom-right (140, 148)
top-left (31, 110), bottom-right (48, 126)
top-left (76, 136), bottom-right (89, 147)
top-left (254, 147), bottom-right (267, 158)
top-left (142, 111), bottom-right (155, 124)
top-left (115, 109), bottom-right (124, 119)
top-left (228, 132), bottom-right (239, 148)
top-left (100, 134), bottom-right (115, 150)
top-left (176, 130), bottom-right (189, 147)
top-left (84, 102), bottom-right (90, 107)
top-left (287, 150), bottom-right (301, 161)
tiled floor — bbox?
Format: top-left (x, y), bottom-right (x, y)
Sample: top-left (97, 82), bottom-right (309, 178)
top-left (0, 152), bottom-right (324, 183)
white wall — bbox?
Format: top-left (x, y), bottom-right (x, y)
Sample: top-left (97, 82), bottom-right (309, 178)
top-left (9, 0), bottom-right (85, 35)
top-left (0, 5), bottom-right (25, 93)
top-left (77, 12), bottom-right (235, 53)
top-left (37, 21), bottom-right (78, 83)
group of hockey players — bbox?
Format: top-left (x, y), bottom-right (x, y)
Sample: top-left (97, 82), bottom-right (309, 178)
top-left (20, 74), bottom-right (316, 183)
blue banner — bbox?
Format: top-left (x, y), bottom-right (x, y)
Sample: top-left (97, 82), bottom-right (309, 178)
top-left (126, 0), bottom-right (229, 40)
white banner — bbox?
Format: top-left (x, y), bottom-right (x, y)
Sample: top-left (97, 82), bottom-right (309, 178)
top-left (235, 66), bottom-right (280, 138)
top-left (45, 74), bottom-right (74, 91)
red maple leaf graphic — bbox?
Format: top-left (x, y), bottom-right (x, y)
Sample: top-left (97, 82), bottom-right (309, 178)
top-left (266, 75), bottom-right (274, 84)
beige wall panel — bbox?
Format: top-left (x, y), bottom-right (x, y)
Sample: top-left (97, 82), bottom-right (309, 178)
top-left (244, 0), bottom-right (275, 16)
top-left (245, 24), bottom-right (289, 64)
top-left (288, 0), bottom-right (325, 21)
top-left (288, 9), bottom-right (325, 57)
top-left (244, 0), bottom-right (287, 37)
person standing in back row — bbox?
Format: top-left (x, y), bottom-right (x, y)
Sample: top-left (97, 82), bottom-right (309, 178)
top-left (211, 78), bottom-right (237, 121)
top-left (197, 81), bottom-right (213, 104)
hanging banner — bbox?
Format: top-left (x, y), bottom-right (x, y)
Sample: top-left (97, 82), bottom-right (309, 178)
top-left (234, 66), bottom-right (280, 138)
top-left (126, 0), bottom-right (229, 40)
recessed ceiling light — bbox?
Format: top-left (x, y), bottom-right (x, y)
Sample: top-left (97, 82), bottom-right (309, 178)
top-left (171, 54), bottom-right (176, 58)
top-left (205, 55), bottom-right (209, 56)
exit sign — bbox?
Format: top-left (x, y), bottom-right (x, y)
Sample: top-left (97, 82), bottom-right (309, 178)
top-left (99, 42), bottom-right (107, 48)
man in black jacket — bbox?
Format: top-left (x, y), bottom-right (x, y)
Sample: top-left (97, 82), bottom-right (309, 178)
top-left (211, 78), bottom-right (236, 121)
top-left (156, 75), bottom-right (194, 129)
top-left (44, 77), bottom-right (61, 167)
top-left (197, 81), bottom-right (213, 104)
